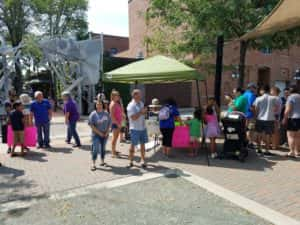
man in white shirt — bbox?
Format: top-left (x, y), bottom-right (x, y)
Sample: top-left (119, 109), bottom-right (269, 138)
top-left (127, 89), bottom-right (148, 168)
top-left (253, 85), bottom-right (278, 155)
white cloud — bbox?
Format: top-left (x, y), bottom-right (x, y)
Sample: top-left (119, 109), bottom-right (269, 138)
top-left (88, 0), bottom-right (129, 37)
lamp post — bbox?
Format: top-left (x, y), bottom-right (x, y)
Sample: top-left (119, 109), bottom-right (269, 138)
top-left (231, 65), bottom-right (240, 80)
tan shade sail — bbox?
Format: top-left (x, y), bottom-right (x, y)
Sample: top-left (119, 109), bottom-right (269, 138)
top-left (241, 0), bottom-right (300, 40)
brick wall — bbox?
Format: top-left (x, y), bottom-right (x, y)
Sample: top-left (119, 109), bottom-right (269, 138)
top-left (91, 33), bottom-right (129, 55)
top-left (128, 0), bottom-right (300, 107)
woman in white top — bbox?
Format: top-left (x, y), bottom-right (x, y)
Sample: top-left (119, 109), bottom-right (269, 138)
top-left (270, 86), bottom-right (282, 150)
top-left (283, 85), bottom-right (300, 158)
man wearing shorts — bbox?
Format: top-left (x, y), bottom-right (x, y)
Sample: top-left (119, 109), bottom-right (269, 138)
top-left (253, 85), bottom-right (277, 156)
top-left (127, 89), bottom-right (148, 168)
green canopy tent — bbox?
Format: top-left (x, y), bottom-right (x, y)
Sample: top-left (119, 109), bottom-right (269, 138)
top-left (104, 55), bottom-right (204, 84)
top-left (104, 55), bottom-right (209, 165)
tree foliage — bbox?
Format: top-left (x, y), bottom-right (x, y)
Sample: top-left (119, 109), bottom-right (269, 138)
top-left (31, 0), bottom-right (88, 37)
top-left (148, 0), bottom-right (300, 86)
top-left (0, 0), bottom-right (33, 47)
top-left (0, 0), bottom-right (89, 93)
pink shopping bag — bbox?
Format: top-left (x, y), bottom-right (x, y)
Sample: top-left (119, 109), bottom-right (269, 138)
top-left (172, 126), bottom-right (190, 148)
top-left (7, 125), bottom-right (37, 147)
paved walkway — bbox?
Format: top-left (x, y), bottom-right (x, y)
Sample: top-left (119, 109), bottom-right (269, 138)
top-left (0, 118), bottom-right (299, 222)
top-left (0, 177), bottom-right (270, 225)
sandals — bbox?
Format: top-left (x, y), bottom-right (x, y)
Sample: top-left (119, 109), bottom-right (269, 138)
top-left (112, 153), bottom-right (121, 158)
top-left (90, 166), bottom-right (96, 171)
top-left (286, 152), bottom-right (297, 158)
top-left (100, 162), bottom-right (107, 167)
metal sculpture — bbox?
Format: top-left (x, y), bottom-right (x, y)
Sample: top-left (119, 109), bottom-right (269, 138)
top-left (0, 34), bottom-right (104, 114)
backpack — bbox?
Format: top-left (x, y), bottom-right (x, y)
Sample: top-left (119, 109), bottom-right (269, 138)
top-left (159, 106), bottom-right (171, 120)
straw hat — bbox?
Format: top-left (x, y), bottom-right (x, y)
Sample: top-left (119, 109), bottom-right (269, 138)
top-left (149, 98), bottom-right (161, 107)
top-left (19, 93), bottom-right (32, 105)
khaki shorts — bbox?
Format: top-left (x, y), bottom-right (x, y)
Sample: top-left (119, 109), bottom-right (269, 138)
top-left (13, 131), bottom-right (24, 145)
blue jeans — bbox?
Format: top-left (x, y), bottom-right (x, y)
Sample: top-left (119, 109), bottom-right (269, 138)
top-left (92, 136), bottom-right (107, 161)
top-left (36, 122), bottom-right (50, 147)
top-left (67, 121), bottom-right (81, 145)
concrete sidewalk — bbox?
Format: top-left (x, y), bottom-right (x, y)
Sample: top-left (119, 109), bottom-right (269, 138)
top-left (0, 119), bottom-right (299, 222)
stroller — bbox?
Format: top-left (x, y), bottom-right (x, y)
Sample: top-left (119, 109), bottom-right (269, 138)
top-left (221, 112), bottom-right (249, 162)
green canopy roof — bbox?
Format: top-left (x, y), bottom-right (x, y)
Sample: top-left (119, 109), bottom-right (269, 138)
top-left (104, 55), bottom-right (204, 84)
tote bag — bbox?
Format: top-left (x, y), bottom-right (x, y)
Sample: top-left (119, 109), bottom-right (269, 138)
top-left (172, 126), bottom-right (190, 148)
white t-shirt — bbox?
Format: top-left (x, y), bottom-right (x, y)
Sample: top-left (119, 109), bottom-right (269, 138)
top-left (253, 94), bottom-right (277, 121)
top-left (127, 100), bottom-right (146, 131)
top-left (287, 93), bottom-right (300, 119)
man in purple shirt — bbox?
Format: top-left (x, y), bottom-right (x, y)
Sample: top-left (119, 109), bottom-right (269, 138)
top-left (62, 91), bottom-right (81, 147)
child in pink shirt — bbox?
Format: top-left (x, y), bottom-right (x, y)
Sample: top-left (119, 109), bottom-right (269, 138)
top-left (204, 106), bottom-right (221, 159)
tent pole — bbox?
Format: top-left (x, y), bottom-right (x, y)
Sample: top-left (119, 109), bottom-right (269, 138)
top-left (205, 80), bottom-right (209, 104)
top-left (196, 80), bottom-right (210, 166)
top-left (196, 79), bottom-right (201, 107)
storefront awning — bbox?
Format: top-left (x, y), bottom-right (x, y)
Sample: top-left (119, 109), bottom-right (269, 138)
top-left (241, 0), bottom-right (300, 40)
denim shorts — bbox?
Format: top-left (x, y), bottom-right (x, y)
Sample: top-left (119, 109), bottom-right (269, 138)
top-left (130, 129), bottom-right (148, 146)
top-left (255, 120), bottom-right (275, 135)
top-left (112, 123), bottom-right (119, 130)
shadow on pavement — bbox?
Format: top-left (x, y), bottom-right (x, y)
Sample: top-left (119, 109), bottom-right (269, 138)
top-left (96, 163), bottom-right (170, 177)
top-left (0, 165), bottom-right (25, 178)
top-left (0, 207), bottom-right (30, 224)
top-left (48, 147), bottom-right (74, 154)
top-left (0, 165), bottom-right (47, 204)
top-left (148, 143), bottom-right (280, 172)
top-left (22, 151), bottom-right (48, 163)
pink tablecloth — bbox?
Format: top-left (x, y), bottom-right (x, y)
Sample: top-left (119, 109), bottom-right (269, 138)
top-left (172, 126), bottom-right (191, 148)
top-left (7, 125), bottom-right (37, 147)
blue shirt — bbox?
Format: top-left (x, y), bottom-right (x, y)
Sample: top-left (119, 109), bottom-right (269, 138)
top-left (30, 99), bottom-right (51, 125)
top-left (243, 90), bottom-right (256, 119)
top-left (159, 105), bottom-right (180, 129)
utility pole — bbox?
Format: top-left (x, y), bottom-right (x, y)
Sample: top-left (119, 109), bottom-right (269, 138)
top-left (214, 35), bottom-right (224, 107)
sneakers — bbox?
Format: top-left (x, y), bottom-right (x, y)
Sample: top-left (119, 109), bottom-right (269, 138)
top-left (211, 153), bottom-right (218, 159)
top-left (72, 144), bottom-right (82, 148)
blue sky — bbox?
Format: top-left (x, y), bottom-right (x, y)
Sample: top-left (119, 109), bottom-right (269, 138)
top-left (88, 0), bottom-right (129, 37)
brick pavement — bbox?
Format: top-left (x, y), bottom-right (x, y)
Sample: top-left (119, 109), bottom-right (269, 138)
top-left (0, 120), bottom-right (299, 221)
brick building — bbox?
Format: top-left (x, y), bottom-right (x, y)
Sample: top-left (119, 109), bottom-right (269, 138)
top-left (91, 32), bottom-right (129, 56)
top-left (124, 0), bottom-right (299, 106)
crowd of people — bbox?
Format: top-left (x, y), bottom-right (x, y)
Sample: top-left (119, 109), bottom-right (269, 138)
top-left (0, 82), bottom-right (299, 169)
top-left (223, 83), bottom-right (300, 158)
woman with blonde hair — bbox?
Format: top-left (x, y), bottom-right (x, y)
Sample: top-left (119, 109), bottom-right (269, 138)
top-left (109, 90), bottom-right (123, 157)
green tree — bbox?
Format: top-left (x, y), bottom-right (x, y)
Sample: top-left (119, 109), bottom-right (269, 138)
top-left (32, 0), bottom-right (88, 37)
top-left (0, 0), bottom-right (33, 94)
top-left (148, 0), bottom-right (300, 87)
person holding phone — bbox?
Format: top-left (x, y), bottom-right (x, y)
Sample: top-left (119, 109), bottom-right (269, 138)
top-left (126, 89), bottom-right (148, 168)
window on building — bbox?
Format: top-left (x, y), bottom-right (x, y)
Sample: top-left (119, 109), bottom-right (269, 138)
top-left (260, 47), bottom-right (272, 55)
top-left (110, 48), bottom-right (118, 56)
